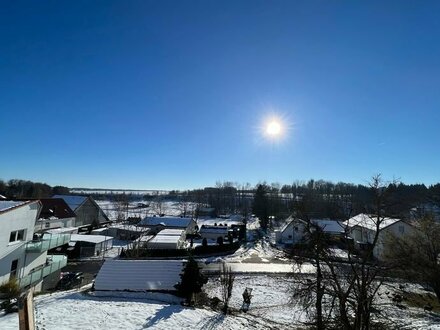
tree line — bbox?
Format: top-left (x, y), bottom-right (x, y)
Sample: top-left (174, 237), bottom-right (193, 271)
top-left (0, 179), bottom-right (70, 199)
top-left (2, 178), bottom-right (440, 222)
top-left (176, 179), bottom-right (440, 222)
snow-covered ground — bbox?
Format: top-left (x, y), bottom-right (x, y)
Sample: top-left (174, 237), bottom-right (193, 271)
top-left (0, 283), bottom-right (294, 330)
top-left (1, 277), bottom-right (439, 329)
top-left (96, 200), bottom-right (198, 221)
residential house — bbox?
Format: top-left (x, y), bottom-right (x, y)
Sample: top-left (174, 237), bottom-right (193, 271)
top-left (198, 225), bottom-right (230, 241)
top-left (138, 216), bottom-right (197, 234)
top-left (34, 198), bottom-right (76, 233)
top-left (196, 217), bottom-right (246, 241)
top-left (345, 213), bottom-right (413, 259)
top-left (53, 195), bottom-right (110, 229)
top-left (140, 229), bottom-right (187, 250)
top-left (275, 217), bottom-right (346, 245)
top-left (0, 201), bottom-right (69, 292)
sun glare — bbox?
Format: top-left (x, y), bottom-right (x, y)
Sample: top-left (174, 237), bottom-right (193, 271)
top-left (266, 120), bottom-right (282, 136)
top-left (256, 111), bottom-right (291, 144)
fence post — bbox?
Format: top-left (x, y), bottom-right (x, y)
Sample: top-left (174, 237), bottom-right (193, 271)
top-left (18, 290), bottom-right (35, 330)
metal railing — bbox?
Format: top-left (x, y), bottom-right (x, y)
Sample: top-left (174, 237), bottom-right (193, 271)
top-left (19, 255), bottom-right (67, 288)
top-left (25, 233), bottom-right (71, 253)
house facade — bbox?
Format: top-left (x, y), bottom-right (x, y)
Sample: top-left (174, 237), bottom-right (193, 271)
top-left (198, 225), bottom-right (230, 241)
top-left (276, 217), bottom-right (345, 245)
top-left (0, 201), bottom-right (69, 292)
top-left (53, 195), bottom-right (110, 229)
top-left (346, 213), bottom-right (414, 259)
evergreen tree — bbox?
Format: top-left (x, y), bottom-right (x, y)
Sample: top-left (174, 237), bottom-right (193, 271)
top-left (174, 256), bottom-right (207, 305)
top-left (252, 184), bottom-right (269, 230)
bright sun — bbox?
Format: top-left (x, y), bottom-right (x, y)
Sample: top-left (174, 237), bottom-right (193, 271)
top-left (266, 120), bottom-right (282, 136)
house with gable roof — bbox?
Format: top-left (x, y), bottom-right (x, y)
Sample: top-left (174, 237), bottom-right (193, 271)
top-left (53, 195), bottom-right (110, 229)
top-left (345, 213), bottom-right (414, 259)
top-left (275, 216), bottom-right (346, 245)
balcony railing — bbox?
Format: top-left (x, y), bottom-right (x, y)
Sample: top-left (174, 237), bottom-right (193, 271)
top-left (26, 233), bottom-right (71, 253)
top-left (19, 255), bottom-right (67, 288)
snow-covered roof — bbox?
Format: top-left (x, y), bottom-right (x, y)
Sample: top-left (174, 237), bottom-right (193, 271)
top-left (91, 228), bottom-right (109, 233)
top-left (70, 234), bottom-right (112, 244)
top-left (0, 200), bottom-right (28, 212)
top-left (108, 223), bottom-right (147, 232)
top-left (346, 213), bottom-right (401, 231)
top-left (310, 219), bottom-right (345, 233)
top-left (280, 217), bottom-right (345, 234)
top-left (46, 227), bottom-right (78, 234)
top-left (94, 259), bottom-right (183, 291)
top-left (147, 235), bottom-right (182, 244)
top-left (139, 216), bottom-right (194, 228)
top-left (52, 195), bottom-right (88, 211)
top-left (197, 218), bottom-right (243, 227)
top-left (157, 229), bottom-right (185, 236)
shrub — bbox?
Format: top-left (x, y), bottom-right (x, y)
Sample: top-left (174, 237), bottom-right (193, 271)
top-left (0, 279), bottom-right (20, 314)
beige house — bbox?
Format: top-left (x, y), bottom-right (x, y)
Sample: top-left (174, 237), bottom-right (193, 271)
top-left (345, 213), bottom-right (413, 259)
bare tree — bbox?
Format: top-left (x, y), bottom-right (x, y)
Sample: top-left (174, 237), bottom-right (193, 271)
top-left (384, 214), bottom-right (440, 302)
top-left (151, 192), bottom-right (165, 216)
top-left (220, 262), bottom-right (235, 314)
top-left (113, 194), bottom-right (129, 221)
top-left (291, 175), bottom-right (397, 330)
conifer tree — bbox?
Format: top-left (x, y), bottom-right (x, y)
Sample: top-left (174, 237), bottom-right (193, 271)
top-left (175, 256), bottom-right (207, 305)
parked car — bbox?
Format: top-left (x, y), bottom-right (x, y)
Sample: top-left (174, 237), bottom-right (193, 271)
top-left (56, 272), bottom-right (84, 290)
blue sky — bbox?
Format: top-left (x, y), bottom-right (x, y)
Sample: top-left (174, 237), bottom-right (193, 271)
top-left (1, 1), bottom-right (439, 190)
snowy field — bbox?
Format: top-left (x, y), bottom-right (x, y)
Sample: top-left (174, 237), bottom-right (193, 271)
top-left (0, 284), bottom-right (295, 330)
top-left (1, 278), bottom-right (440, 329)
top-left (96, 200), bottom-right (198, 221)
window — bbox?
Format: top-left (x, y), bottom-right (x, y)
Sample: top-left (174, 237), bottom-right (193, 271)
top-left (45, 222), bottom-right (50, 228)
top-left (9, 229), bottom-right (26, 243)
top-left (10, 259), bottom-right (18, 278)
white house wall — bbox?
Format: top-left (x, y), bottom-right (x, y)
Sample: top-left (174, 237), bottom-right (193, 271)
top-left (280, 221), bottom-right (306, 244)
top-left (0, 202), bottom-right (40, 285)
top-left (374, 221), bottom-right (414, 259)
